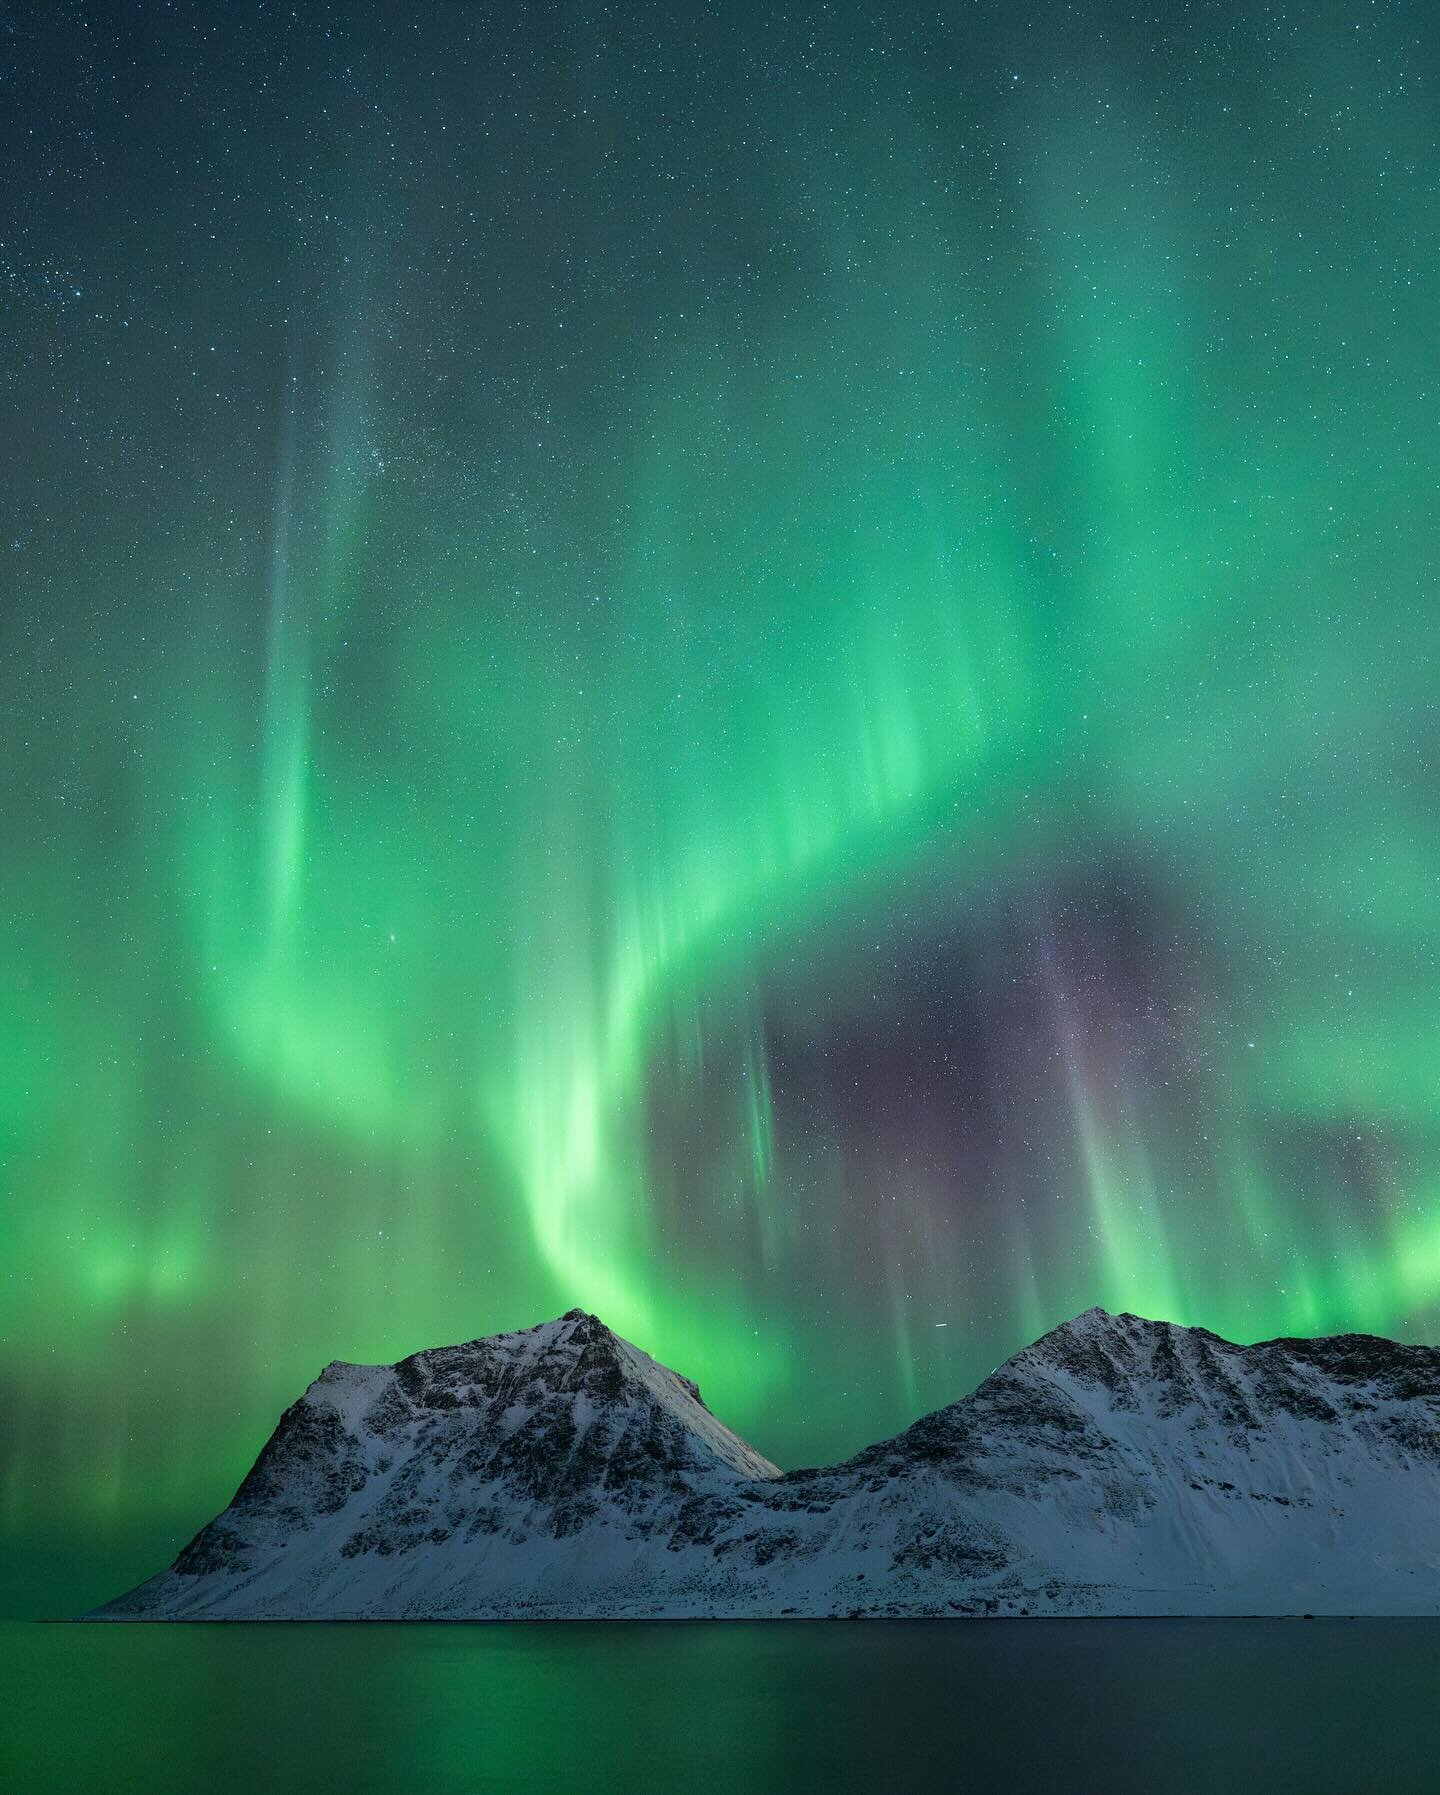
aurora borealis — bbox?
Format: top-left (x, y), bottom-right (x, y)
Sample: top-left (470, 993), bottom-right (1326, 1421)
top-left (5, 0), bottom-right (1440, 1612)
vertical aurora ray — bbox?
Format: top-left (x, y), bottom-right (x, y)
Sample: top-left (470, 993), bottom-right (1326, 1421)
top-left (5, 0), bottom-right (1440, 1613)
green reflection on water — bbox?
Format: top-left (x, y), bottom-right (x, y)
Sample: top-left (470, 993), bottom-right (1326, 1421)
top-left (5, 1620), bottom-right (1440, 1795)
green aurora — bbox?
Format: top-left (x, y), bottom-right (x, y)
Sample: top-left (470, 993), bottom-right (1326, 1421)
top-left (4, 1), bottom-right (1440, 1609)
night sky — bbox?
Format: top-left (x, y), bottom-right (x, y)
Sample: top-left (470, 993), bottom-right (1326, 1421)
top-left (5, 0), bottom-right (1440, 1611)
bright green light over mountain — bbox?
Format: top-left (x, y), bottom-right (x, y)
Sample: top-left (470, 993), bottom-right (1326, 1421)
top-left (4, 2), bottom-right (1440, 1603)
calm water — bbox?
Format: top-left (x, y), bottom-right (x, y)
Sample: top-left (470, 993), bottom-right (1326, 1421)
top-left (4, 1618), bottom-right (1440, 1793)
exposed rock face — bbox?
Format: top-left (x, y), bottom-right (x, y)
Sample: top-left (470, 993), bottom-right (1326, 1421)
top-left (92, 1307), bottom-right (1440, 1618)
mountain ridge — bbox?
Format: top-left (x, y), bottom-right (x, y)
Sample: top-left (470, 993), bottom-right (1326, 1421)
top-left (91, 1305), bottom-right (1440, 1619)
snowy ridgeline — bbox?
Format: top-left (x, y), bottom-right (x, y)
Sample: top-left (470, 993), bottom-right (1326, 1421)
top-left (92, 1306), bottom-right (1440, 1619)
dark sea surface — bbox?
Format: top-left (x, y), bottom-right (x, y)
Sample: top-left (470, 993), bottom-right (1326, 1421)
top-left (4, 1618), bottom-right (1440, 1793)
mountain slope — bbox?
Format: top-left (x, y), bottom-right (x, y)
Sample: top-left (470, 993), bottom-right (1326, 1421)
top-left (92, 1307), bottom-right (1440, 1618)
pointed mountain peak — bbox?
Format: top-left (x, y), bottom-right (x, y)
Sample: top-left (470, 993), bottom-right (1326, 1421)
top-left (990, 1305), bottom-right (1154, 1389)
top-left (1040, 1306), bottom-right (1154, 1340)
top-left (1066, 1305), bottom-right (1124, 1327)
top-left (553, 1307), bottom-right (613, 1339)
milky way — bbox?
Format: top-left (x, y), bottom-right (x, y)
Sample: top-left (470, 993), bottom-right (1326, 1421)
top-left (4, 1), bottom-right (1439, 1598)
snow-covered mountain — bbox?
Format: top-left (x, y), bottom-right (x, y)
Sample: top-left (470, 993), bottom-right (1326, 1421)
top-left (92, 1306), bottom-right (1440, 1618)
